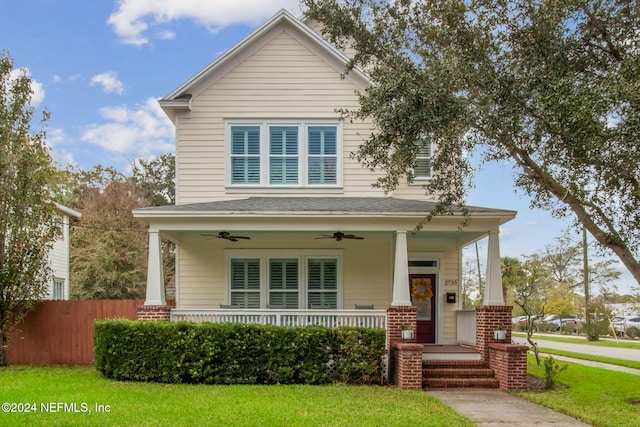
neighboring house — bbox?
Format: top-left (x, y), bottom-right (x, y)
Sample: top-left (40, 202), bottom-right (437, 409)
top-left (46, 203), bottom-right (81, 300)
top-left (134, 10), bottom-right (524, 389)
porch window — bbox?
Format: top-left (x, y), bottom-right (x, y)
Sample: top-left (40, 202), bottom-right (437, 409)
top-left (230, 258), bottom-right (261, 308)
top-left (307, 259), bottom-right (338, 309)
top-left (269, 258), bottom-right (299, 308)
top-left (227, 121), bottom-right (341, 188)
top-left (226, 250), bottom-right (342, 308)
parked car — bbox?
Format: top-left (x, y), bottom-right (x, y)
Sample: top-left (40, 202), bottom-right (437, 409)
top-left (512, 315), bottom-right (528, 324)
top-left (611, 316), bottom-right (632, 335)
top-left (613, 316), bottom-right (640, 338)
top-left (627, 317), bottom-right (640, 338)
top-left (540, 314), bottom-right (579, 332)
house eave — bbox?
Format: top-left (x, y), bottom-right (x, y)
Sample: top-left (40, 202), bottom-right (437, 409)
top-left (55, 203), bottom-right (81, 219)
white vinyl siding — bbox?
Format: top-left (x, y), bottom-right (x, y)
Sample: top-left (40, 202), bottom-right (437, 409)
top-left (227, 121), bottom-right (340, 188)
top-left (175, 30), bottom-right (392, 203)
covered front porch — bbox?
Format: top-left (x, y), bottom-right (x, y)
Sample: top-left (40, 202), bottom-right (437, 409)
top-left (135, 197), bottom-right (515, 347)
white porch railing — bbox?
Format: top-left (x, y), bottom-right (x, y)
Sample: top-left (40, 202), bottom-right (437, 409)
top-left (170, 309), bottom-right (387, 329)
top-left (456, 310), bottom-right (477, 346)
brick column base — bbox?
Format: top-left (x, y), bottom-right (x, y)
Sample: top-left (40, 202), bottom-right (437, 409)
top-left (137, 305), bottom-right (171, 321)
top-left (488, 343), bottom-right (529, 390)
top-left (393, 342), bottom-right (424, 389)
top-left (386, 305), bottom-right (417, 349)
top-left (476, 305), bottom-right (512, 361)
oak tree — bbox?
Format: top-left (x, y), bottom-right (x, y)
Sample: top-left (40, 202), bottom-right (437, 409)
top-left (303, 0), bottom-right (640, 284)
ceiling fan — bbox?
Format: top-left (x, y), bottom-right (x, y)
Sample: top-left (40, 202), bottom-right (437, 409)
top-left (316, 232), bottom-right (364, 241)
top-left (201, 231), bottom-right (251, 242)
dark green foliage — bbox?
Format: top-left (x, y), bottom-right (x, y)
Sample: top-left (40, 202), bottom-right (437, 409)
top-left (94, 320), bottom-right (385, 385)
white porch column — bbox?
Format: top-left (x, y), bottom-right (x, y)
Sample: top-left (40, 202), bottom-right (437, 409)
top-left (483, 229), bottom-right (505, 306)
top-left (144, 230), bottom-right (166, 306)
top-left (391, 230), bottom-right (412, 306)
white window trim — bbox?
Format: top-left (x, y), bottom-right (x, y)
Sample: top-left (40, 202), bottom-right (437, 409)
top-left (224, 249), bottom-right (343, 308)
top-left (52, 277), bottom-right (65, 300)
top-left (225, 120), bottom-right (343, 189)
top-left (410, 139), bottom-right (434, 184)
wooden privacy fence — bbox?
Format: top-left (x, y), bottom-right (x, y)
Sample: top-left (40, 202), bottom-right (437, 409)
top-left (6, 299), bottom-right (146, 365)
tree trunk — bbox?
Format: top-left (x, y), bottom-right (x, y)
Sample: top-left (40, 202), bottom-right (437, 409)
top-left (0, 331), bottom-right (7, 367)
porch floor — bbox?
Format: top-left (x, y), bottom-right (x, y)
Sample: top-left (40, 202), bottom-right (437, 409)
top-left (422, 344), bottom-right (481, 361)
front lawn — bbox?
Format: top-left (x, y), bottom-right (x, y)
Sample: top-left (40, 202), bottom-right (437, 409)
top-left (0, 366), bottom-right (473, 426)
top-left (520, 356), bottom-right (640, 427)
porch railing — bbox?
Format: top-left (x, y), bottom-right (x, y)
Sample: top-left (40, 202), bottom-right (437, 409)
top-left (456, 309), bottom-right (476, 346)
top-left (170, 309), bottom-right (387, 329)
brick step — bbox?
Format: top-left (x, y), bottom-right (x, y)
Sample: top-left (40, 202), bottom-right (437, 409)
top-left (422, 359), bottom-right (487, 368)
top-left (422, 359), bottom-right (500, 389)
top-left (423, 367), bottom-right (495, 378)
top-left (423, 377), bottom-right (500, 389)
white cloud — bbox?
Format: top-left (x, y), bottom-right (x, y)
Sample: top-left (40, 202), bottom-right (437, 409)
top-left (81, 97), bottom-right (174, 158)
top-left (157, 30), bottom-right (176, 40)
top-left (90, 71), bottom-right (125, 95)
top-left (9, 68), bottom-right (45, 106)
top-left (44, 128), bottom-right (77, 168)
top-left (108, 0), bottom-right (301, 45)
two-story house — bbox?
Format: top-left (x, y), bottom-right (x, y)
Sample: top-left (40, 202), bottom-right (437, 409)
top-left (133, 10), bottom-right (519, 380)
top-left (46, 203), bottom-right (81, 300)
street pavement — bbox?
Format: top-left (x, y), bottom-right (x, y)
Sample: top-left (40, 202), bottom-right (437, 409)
top-left (512, 334), bottom-right (640, 376)
top-left (512, 334), bottom-right (640, 362)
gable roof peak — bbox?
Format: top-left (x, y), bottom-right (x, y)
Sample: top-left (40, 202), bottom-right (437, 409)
top-left (158, 8), bottom-right (370, 122)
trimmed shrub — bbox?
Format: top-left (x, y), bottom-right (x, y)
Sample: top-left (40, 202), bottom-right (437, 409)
top-left (94, 320), bottom-right (385, 385)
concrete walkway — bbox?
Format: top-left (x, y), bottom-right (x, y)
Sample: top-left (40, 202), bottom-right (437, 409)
top-left (427, 337), bottom-right (640, 425)
top-left (428, 389), bottom-right (591, 426)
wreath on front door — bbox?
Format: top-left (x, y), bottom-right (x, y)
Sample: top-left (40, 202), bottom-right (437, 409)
top-left (411, 278), bottom-right (433, 302)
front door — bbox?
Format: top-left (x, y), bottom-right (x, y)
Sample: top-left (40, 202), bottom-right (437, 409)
top-left (409, 274), bottom-right (436, 343)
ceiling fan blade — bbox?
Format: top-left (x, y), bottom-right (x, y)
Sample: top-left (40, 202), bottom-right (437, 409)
top-left (200, 232), bottom-right (250, 241)
top-left (344, 235), bottom-right (364, 240)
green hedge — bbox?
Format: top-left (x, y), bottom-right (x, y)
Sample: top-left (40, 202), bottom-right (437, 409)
top-left (94, 320), bottom-right (386, 385)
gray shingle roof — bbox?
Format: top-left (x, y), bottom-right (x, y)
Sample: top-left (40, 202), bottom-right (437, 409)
top-left (135, 197), bottom-right (515, 217)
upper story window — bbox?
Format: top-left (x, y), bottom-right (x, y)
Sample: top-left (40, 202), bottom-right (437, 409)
top-left (411, 139), bottom-right (433, 181)
top-left (227, 121), bottom-right (341, 188)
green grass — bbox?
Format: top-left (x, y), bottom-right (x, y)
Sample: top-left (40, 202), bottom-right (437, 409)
top-left (536, 347), bottom-right (640, 370)
top-left (0, 366), bottom-right (473, 427)
top-left (518, 355), bottom-right (640, 427)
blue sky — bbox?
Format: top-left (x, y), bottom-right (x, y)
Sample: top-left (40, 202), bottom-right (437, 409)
top-left (1, 0), bottom-right (635, 294)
